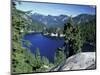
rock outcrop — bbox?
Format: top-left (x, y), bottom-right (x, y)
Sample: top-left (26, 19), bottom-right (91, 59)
top-left (50, 52), bottom-right (96, 71)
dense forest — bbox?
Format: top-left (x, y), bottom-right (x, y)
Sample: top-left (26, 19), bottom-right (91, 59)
top-left (12, 1), bottom-right (96, 74)
top-left (12, 1), bottom-right (54, 73)
top-left (79, 18), bottom-right (96, 46)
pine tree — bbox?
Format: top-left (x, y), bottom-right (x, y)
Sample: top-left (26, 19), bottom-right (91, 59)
top-left (63, 17), bottom-right (82, 57)
top-left (42, 56), bottom-right (49, 66)
top-left (54, 48), bottom-right (65, 65)
top-left (12, 1), bottom-right (37, 73)
top-left (35, 48), bottom-right (41, 68)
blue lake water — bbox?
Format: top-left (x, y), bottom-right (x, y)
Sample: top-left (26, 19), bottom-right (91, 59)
top-left (23, 33), bottom-right (64, 62)
top-left (23, 33), bottom-right (95, 63)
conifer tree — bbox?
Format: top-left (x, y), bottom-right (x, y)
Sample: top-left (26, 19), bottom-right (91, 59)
top-left (42, 56), bottom-right (49, 66)
top-left (54, 48), bottom-right (65, 65)
top-left (63, 17), bottom-right (82, 57)
top-left (35, 48), bottom-right (41, 68)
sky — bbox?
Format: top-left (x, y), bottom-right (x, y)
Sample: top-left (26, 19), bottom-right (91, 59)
top-left (15, 1), bottom-right (96, 17)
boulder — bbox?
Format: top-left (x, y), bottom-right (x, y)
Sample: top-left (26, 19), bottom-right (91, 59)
top-left (50, 52), bottom-right (96, 71)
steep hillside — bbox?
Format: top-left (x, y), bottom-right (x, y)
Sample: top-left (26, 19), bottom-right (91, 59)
top-left (73, 14), bottom-right (96, 24)
top-left (31, 13), bottom-right (68, 28)
top-left (31, 13), bottom-right (95, 28)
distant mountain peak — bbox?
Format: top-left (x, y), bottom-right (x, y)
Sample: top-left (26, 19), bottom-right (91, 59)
top-left (31, 13), bottom-right (95, 27)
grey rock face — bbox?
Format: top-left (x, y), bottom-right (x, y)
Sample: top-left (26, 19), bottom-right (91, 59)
top-left (50, 52), bottom-right (96, 71)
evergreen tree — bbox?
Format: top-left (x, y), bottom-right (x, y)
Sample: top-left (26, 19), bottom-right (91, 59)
top-left (12, 1), bottom-right (37, 73)
top-left (35, 48), bottom-right (41, 68)
top-left (54, 47), bottom-right (65, 65)
top-left (80, 19), bottom-right (96, 47)
top-left (63, 17), bottom-right (82, 57)
top-left (42, 56), bottom-right (49, 66)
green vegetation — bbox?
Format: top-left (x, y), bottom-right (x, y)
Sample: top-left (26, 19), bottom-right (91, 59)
top-left (12, 1), bottom-right (96, 74)
top-left (54, 16), bottom-right (96, 66)
top-left (63, 17), bottom-right (82, 57)
top-left (54, 47), bottom-right (65, 65)
top-left (35, 48), bottom-right (41, 68)
top-left (12, 1), bottom-right (53, 73)
top-left (79, 18), bottom-right (96, 47)
top-left (22, 40), bottom-right (32, 48)
top-left (42, 56), bottom-right (49, 66)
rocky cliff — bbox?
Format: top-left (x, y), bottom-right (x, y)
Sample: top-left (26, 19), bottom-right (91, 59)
top-left (50, 52), bottom-right (96, 71)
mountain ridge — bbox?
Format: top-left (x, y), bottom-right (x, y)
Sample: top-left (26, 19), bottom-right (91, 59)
top-left (31, 13), bottom-right (95, 28)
